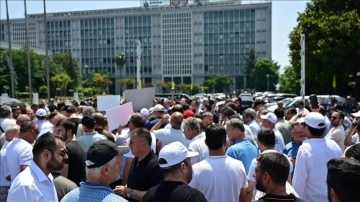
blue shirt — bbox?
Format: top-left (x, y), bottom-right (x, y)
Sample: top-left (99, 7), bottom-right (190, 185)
top-left (226, 138), bottom-right (257, 174)
top-left (283, 141), bottom-right (302, 158)
top-left (61, 182), bottom-right (128, 202)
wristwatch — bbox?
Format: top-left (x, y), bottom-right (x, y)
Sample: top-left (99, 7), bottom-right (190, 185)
top-left (126, 188), bottom-right (133, 198)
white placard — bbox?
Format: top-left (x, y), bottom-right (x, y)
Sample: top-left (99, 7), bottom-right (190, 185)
top-left (106, 102), bottom-right (134, 131)
top-left (123, 87), bottom-right (155, 112)
top-left (97, 95), bottom-right (121, 111)
top-left (32, 93), bottom-right (39, 104)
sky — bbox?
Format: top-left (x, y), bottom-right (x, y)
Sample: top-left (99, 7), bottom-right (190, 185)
top-left (0, 0), bottom-right (310, 70)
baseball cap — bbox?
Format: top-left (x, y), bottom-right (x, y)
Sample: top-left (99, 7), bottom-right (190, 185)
top-left (183, 109), bottom-right (194, 118)
top-left (36, 108), bottom-right (47, 117)
top-left (351, 111), bottom-right (360, 118)
top-left (140, 108), bottom-right (149, 117)
top-left (153, 104), bottom-right (165, 112)
top-left (304, 112), bottom-right (325, 129)
top-left (260, 112), bottom-right (277, 124)
top-left (158, 141), bottom-right (198, 168)
top-left (86, 139), bottom-right (130, 168)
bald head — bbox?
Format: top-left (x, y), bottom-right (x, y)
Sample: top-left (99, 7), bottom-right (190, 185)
top-left (16, 114), bottom-right (31, 126)
top-left (171, 112), bottom-right (183, 129)
top-left (5, 124), bottom-right (20, 142)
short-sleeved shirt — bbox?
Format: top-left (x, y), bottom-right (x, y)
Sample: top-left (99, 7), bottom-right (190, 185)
top-left (77, 131), bottom-right (107, 152)
top-left (226, 138), bottom-right (257, 174)
top-left (142, 181), bottom-right (207, 202)
top-left (127, 150), bottom-right (163, 202)
top-left (6, 137), bottom-right (33, 181)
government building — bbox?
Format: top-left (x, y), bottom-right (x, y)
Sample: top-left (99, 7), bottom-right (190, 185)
top-left (0, 0), bottom-right (271, 94)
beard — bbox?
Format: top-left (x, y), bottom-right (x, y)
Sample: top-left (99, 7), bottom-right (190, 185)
top-left (47, 156), bottom-right (65, 172)
top-left (256, 180), bottom-right (266, 193)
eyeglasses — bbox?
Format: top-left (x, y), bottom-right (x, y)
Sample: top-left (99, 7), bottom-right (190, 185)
top-left (58, 149), bottom-right (68, 157)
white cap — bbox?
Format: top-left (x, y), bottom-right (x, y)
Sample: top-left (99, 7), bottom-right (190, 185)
top-left (140, 108), bottom-right (149, 117)
top-left (158, 141), bottom-right (198, 168)
top-left (36, 108), bottom-right (47, 117)
top-left (304, 112), bottom-right (325, 129)
top-left (260, 112), bottom-right (277, 124)
top-left (153, 104), bottom-right (165, 112)
top-left (351, 111), bottom-right (360, 118)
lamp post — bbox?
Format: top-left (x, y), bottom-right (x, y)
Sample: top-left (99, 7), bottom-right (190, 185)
top-left (266, 74), bottom-right (270, 91)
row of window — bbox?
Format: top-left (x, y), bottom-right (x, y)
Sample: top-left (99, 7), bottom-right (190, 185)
top-left (204, 10), bottom-right (255, 21)
top-left (80, 19), bottom-right (114, 28)
top-left (81, 29), bottom-right (114, 38)
top-left (47, 21), bottom-right (71, 29)
top-left (125, 16), bottom-right (151, 26)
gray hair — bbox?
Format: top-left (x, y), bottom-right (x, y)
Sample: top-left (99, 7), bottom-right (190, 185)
top-left (183, 117), bottom-right (201, 133)
top-left (243, 108), bottom-right (257, 120)
top-left (85, 155), bottom-right (118, 176)
top-left (82, 106), bottom-right (95, 117)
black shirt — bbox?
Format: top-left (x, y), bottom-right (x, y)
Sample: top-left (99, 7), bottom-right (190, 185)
top-left (127, 150), bottom-right (163, 202)
top-left (143, 181), bottom-right (207, 202)
top-left (65, 141), bottom-right (86, 186)
top-left (255, 193), bottom-right (305, 202)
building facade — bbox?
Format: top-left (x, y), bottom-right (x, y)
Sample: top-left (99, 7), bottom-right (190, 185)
top-left (0, 1), bottom-right (271, 94)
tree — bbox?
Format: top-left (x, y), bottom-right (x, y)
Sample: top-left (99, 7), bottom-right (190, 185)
top-left (50, 72), bottom-right (73, 97)
top-left (118, 77), bottom-right (136, 90)
top-left (50, 53), bottom-right (80, 93)
top-left (204, 74), bottom-right (232, 93)
top-left (0, 51), bottom-right (11, 94)
top-left (278, 65), bottom-right (300, 93)
top-left (289, 0), bottom-right (360, 95)
top-left (250, 57), bottom-right (279, 92)
top-left (82, 71), bottom-right (112, 95)
top-left (243, 48), bottom-right (256, 89)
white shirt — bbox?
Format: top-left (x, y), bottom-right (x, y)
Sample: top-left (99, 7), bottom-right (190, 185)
top-left (292, 138), bottom-right (342, 202)
top-left (351, 133), bottom-right (359, 144)
top-left (326, 125), bottom-right (345, 151)
top-left (152, 127), bottom-right (190, 148)
top-left (7, 160), bottom-right (58, 202)
top-left (189, 156), bottom-right (248, 202)
top-left (273, 128), bottom-right (285, 152)
top-left (247, 120), bottom-right (261, 140)
top-left (188, 132), bottom-right (209, 165)
top-left (6, 137), bottom-right (33, 182)
top-left (0, 141), bottom-right (11, 186)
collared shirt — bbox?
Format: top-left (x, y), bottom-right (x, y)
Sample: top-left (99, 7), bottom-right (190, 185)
top-left (127, 150), bottom-right (163, 202)
top-left (247, 120), bottom-right (261, 139)
top-left (226, 138), bottom-right (257, 174)
top-left (188, 132), bottom-right (209, 165)
top-left (283, 141), bottom-right (302, 158)
top-left (61, 182), bottom-right (128, 202)
top-left (0, 141), bottom-right (10, 186)
top-left (292, 138), bottom-right (342, 202)
top-left (7, 160), bottom-right (58, 202)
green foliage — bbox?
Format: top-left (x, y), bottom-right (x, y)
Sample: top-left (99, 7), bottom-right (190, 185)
top-left (82, 71), bottom-right (112, 95)
top-left (118, 77), bottom-right (136, 89)
top-left (249, 57), bottom-right (279, 92)
top-left (51, 72), bottom-right (73, 97)
top-left (289, 0), bottom-right (360, 95)
top-left (278, 66), bottom-right (300, 94)
top-left (204, 74), bottom-right (232, 93)
top-left (0, 51), bottom-right (11, 93)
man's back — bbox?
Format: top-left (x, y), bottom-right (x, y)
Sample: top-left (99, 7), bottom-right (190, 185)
top-left (225, 138), bottom-right (257, 174)
top-left (143, 181), bottom-right (207, 202)
top-left (292, 138), bottom-right (342, 202)
top-left (77, 132), bottom-right (106, 152)
top-left (189, 156), bottom-right (247, 202)
top-left (326, 125), bottom-right (345, 151)
top-left (6, 138), bottom-right (32, 181)
top-left (153, 128), bottom-right (190, 148)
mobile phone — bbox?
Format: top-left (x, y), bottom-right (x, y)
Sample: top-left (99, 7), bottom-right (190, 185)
top-left (309, 94), bottom-right (319, 109)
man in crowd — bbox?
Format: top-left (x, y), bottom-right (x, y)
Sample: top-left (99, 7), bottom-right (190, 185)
top-left (243, 108), bottom-right (261, 141)
top-left (0, 124), bottom-right (19, 201)
top-left (225, 118), bottom-right (257, 174)
top-left (189, 124), bottom-right (248, 202)
top-left (57, 118), bottom-right (86, 186)
top-left (8, 133), bottom-right (68, 201)
top-left (327, 158), bottom-right (360, 202)
top-left (145, 104), bottom-right (166, 130)
top-left (254, 152), bottom-right (304, 202)
top-left (283, 121), bottom-right (306, 166)
top-left (77, 115), bottom-right (107, 152)
top-left (260, 112), bottom-right (285, 152)
top-left (114, 128), bottom-right (163, 202)
top-left (292, 112), bottom-right (342, 202)
top-left (6, 120), bottom-right (38, 182)
top-left (326, 110), bottom-right (346, 151)
top-left (274, 108), bottom-right (291, 144)
top-left (200, 112), bottom-right (213, 131)
top-left (61, 139), bottom-right (129, 202)
top-left (183, 117), bottom-right (208, 165)
top-left (142, 141), bottom-right (207, 202)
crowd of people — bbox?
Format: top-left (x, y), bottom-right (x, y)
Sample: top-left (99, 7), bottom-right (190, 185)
top-left (0, 94), bottom-right (360, 202)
